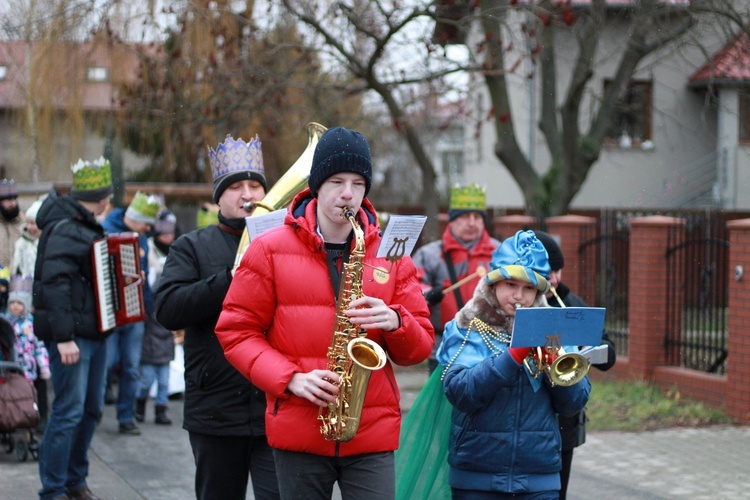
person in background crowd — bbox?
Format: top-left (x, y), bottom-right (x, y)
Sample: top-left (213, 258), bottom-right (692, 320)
top-left (0, 264), bottom-right (9, 311)
top-left (34, 156), bottom-right (114, 500)
top-left (412, 184), bottom-right (500, 374)
top-left (437, 230), bottom-right (590, 499)
top-left (135, 209), bottom-right (178, 426)
top-left (11, 198), bottom-right (48, 433)
top-left (3, 274), bottom-right (50, 382)
top-left (0, 179), bottom-right (25, 269)
top-left (13, 199), bottom-right (43, 277)
top-left (3, 273), bottom-right (51, 433)
top-left (155, 134), bottom-right (279, 500)
top-left (533, 230), bottom-right (617, 500)
top-left (215, 126), bottom-right (434, 500)
top-left (196, 202), bottom-right (219, 229)
top-left (102, 191), bottom-right (161, 435)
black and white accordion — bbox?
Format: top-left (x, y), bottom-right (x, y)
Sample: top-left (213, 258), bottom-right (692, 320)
top-left (91, 232), bottom-right (147, 333)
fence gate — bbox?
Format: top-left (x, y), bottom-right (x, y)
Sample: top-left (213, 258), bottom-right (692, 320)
top-left (665, 210), bottom-right (729, 374)
top-left (577, 209), bottom-right (631, 357)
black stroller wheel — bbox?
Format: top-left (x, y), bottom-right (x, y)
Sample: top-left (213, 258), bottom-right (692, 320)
top-left (15, 437), bottom-right (28, 462)
top-left (28, 437), bottom-right (40, 460)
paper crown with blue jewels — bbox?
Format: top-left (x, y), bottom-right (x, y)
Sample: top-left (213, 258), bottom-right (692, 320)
top-left (208, 135), bottom-right (265, 182)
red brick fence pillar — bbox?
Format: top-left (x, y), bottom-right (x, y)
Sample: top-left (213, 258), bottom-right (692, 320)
top-left (726, 219), bottom-right (750, 423)
top-left (628, 216), bottom-right (684, 380)
top-left (545, 215), bottom-right (597, 306)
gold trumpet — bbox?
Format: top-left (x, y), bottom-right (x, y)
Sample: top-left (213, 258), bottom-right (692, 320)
top-left (520, 290), bottom-right (591, 387)
top-left (233, 122), bottom-right (327, 270)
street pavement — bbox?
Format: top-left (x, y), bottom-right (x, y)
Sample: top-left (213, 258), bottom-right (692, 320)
top-left (3, 365), bottom-right (750, 499)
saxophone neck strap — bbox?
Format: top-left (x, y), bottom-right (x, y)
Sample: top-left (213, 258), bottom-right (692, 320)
top-left (325, 231), bottom-right (354, 298)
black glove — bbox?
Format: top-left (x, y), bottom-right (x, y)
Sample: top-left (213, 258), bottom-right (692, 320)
top-left (423, 287), bottom-right (444, 305)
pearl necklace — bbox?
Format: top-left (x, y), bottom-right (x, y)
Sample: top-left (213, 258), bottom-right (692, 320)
top-left (441, 317), bottom-right (511, 380)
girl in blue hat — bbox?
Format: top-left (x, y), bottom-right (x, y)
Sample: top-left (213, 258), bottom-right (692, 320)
top-left (434, 229), bottom-right (590, 499)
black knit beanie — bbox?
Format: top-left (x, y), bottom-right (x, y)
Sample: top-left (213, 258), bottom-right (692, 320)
top-left (534, 230), bottom-right (565, 271)
top-left (213, 171), bottom-right (268, 203)
top-left (308, 127), bottom-right (372, 198)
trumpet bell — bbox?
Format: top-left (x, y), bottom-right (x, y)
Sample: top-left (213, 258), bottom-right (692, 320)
top-left (549, 351), bottom-right (590, 387)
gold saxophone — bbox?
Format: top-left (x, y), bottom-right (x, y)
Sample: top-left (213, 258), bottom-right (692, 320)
top-left (318, 207), bottom-right (387, 442)
top-left (233, 122), bottom-right (328, 270)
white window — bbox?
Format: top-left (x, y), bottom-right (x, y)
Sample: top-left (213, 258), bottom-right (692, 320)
top-left (87, 66), bottom-right (108, 82)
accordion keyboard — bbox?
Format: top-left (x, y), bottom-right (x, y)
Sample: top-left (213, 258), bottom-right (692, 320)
top-left (92, 239), bottom-right (117, 331)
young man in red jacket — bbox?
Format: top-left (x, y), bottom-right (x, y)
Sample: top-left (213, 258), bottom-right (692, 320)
top-left (216, 126), bottom-right (434, 500)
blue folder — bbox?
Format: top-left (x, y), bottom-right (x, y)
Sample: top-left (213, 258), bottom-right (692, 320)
top-left (509, 307), bottom-right (606, 348)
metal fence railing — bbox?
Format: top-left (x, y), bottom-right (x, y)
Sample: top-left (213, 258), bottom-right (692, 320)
top-left (665, 210), bottom-right (729, 374)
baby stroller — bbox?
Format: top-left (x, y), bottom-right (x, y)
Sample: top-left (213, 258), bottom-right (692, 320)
top-left (0, 316), bottom-right (40, 462)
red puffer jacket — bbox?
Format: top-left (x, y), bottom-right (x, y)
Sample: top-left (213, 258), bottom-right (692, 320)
top-left (216, 191), bottom-right (434, 457)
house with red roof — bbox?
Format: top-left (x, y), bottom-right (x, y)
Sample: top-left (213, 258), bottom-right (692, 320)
top-left (451, 1), bottom-right (750, 210)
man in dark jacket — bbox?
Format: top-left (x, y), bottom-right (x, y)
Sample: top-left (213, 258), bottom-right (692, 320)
top-left (34, 157), bottom-right (114, 500)
top-left (154, 135), bottom-right (279, 500)
top-left (534, 230), bottom-right (617, 500)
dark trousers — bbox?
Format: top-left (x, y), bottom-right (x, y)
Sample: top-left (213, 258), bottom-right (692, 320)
top-left (189, 432), bottom-right (279, 500)
top-left (34, 377), bottom-right (49, 429)
top-left (272, 448), bottom-right (394, 500)
top-left (559, 448), bottom-right (574, 500)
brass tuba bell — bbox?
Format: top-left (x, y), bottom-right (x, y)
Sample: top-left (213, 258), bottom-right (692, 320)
top-left (233, 122), bottom-right (328, 270)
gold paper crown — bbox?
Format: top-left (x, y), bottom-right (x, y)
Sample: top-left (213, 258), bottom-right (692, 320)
top-left (129, 192), bottom-right (161, 220)
top-left (449, 183), bottom-right (486, 211)
top-left (71, 157), bottom-right (113, 192)
top-left (207, 135), bottom-right (265, 181)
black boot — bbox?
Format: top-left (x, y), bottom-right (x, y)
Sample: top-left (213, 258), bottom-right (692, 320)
top-left (155, 405), bottom-right (172, 425)
top-left (135, 398), bottom-right (147, 423)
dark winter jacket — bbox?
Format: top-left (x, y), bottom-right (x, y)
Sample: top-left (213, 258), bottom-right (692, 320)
top-left (140, 313), bottom-right (175, 366)
top-left (154, 221), bottom-right (266, 436)
top-left (216, 189), bottom-right (434, 457)
top-left (33, 191), bottom-right (110, 343)
top-left (550, 282), bottom-right (616, 450)
top-left (436, 278), bottom-right (590, 493)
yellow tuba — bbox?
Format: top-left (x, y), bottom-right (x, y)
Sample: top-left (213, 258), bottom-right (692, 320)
top-left (233, 122), bottom-right (328, 270)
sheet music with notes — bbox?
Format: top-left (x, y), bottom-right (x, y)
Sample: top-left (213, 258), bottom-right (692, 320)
top-left (245, 209), bottom-right (287, 240)
top-left (376, 215), bottom-right (427, 259)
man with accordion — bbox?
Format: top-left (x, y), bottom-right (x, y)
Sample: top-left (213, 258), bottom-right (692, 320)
top-left (33, 157), bottom-right (114, 500)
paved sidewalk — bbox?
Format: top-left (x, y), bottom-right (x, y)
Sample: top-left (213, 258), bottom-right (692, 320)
top-left (3, 365), bottom-right (749, 499)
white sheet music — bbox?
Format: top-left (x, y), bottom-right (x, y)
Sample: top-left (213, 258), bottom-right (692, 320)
top-left (376, 215), bottom-right (427, 259)
top-left (245, 209), bottom-right (287, 240)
